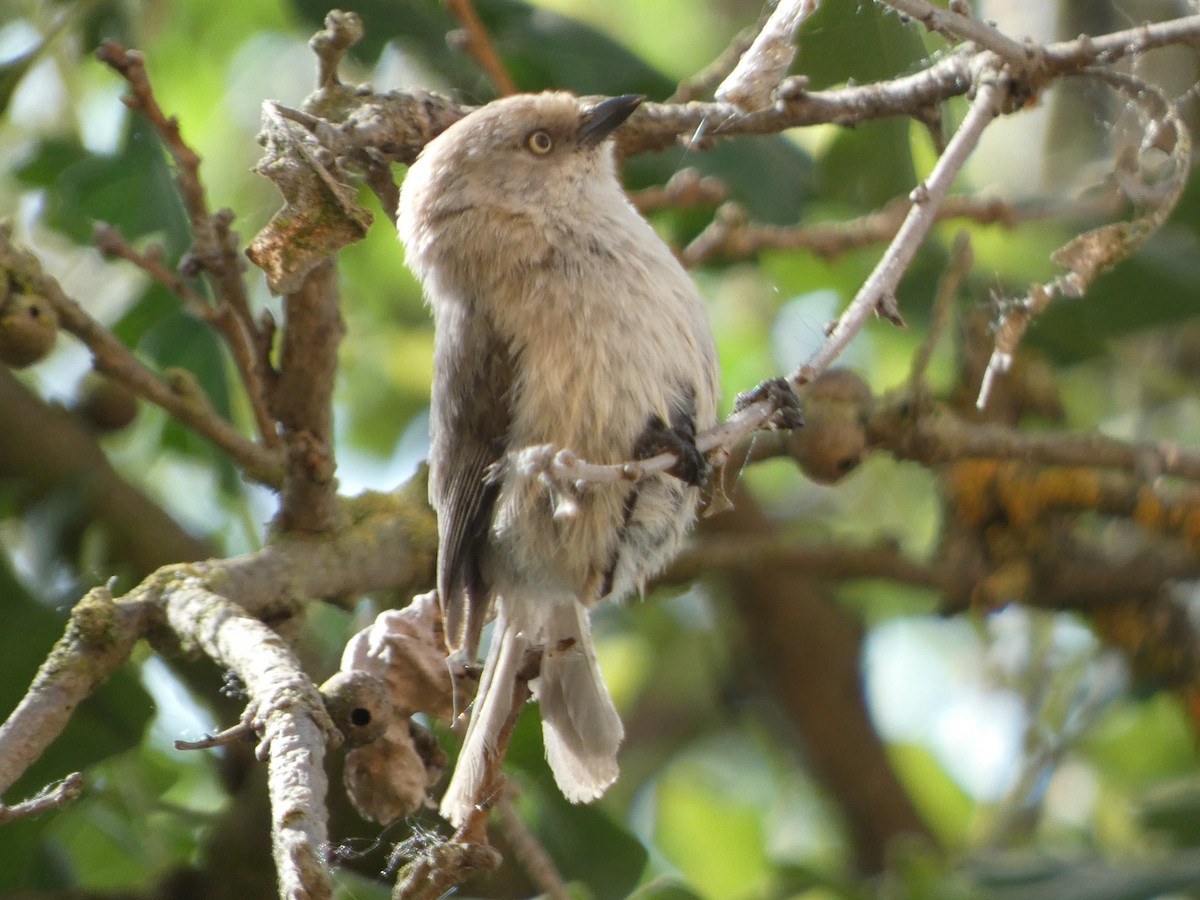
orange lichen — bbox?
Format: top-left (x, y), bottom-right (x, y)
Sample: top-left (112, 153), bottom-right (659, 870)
top-left (942, 460), bottom-right (1001, 527)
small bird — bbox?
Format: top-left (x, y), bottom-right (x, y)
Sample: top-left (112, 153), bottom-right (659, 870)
top-left (398, 92), bottom-right (720, 827)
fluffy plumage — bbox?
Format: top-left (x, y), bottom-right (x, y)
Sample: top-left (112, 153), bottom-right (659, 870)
top-left (397, 92), bottom-right (719, 826)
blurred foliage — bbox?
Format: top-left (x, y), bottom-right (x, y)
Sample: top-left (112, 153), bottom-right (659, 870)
top-left (3, 0), bottom-right (1200, 898)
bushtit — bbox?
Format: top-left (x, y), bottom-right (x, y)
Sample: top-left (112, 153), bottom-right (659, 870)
top-left (398, 92), bottom-right (719, 826)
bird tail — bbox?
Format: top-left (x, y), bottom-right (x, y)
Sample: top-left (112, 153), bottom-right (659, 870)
top-left (439, 600), bottom-right (624, 826)
top-left (440, 609), bottom-right (528, 827)
top-left (533, 602), bottom-right (624, 803)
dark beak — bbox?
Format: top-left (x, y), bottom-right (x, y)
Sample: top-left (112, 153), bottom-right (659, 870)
top-left (578, 94), bottom-right (644, 147)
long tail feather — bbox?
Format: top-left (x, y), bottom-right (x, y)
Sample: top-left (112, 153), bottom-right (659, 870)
top-left (439, 611), bottom-right (527, 827)
top-left (534, 603), bottom-right (624, 802)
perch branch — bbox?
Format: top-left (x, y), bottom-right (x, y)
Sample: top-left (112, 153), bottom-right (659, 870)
top-left (504, 77), bottom-right (1008, 497)
top-left (165, 579), bottom-right (337, 900)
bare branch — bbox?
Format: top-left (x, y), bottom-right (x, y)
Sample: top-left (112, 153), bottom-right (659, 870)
top-left (879, 0), bottom-right (1038, 72)
top-left (95, 41), bottom-right (277, 448)
top-left (870, 394), bottom-right (1200, 483)
top-left (273, 259), bottom-right (343, 534)
top-left (294, 17), bottom-right (1200, 166)
top-left (309, 9), bottom-right (364, 91)
top-left (93, 223), bottom-right (280, 448)
top-left (165, 580), bottom-right (336, 900)
top-left (0, 773), bottom-right (84, 825)
top-left (798, 74), bottom-right (1007, 381)
top-left (683, 193), bottom-right (1028, 267)
top-left (445, 0), bottom-right (518, 96)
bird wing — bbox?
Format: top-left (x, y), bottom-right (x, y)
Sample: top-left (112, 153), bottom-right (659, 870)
top-left (429, 309), bottom-right (513, 660)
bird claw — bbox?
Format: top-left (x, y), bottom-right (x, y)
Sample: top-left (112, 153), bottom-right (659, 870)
top-left (735, 376), bottom-right (804, 430)
top-left (634, 417), bottom-right (710, 487)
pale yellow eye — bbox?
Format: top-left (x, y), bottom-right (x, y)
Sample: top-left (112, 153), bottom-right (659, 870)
top-left (526, 130), bottom-right (554, 155)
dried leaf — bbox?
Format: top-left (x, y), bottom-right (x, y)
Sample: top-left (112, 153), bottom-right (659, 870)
top-left (247, 105), bottom-right (373, 295)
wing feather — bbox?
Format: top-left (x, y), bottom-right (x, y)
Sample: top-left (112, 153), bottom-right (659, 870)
top-left (429, 305), bottom-right (513, 659)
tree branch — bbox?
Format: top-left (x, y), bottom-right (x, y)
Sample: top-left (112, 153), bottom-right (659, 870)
top-left (95, 41), bottom-right (274, 448)
top-left (165, 580), bottom-right (336, 900)
top-left (0, 225), bottom-right (284, 486)
top-left (0, 368), bottom-right (212, 575)
top-left (0, 481), bottom-right (437, 814)
top-left (273, 260), bottom-right (344, 534)
top-left (797, 74), bottom-right (1007, 379)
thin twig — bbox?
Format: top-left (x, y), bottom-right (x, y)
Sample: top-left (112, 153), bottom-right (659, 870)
top-left (798, 75), bottom-right (1007, 380)
top-left (93, 224), bottom-right (280, 447)
top-left (96, 45), bottom-right (257, 339)
top-left (174, 720), bottom-right (256, 751)
top-left (445, 0), bottom-right (517, 96)
top-left (0, 226), bottom-right (283, 486)
top-left (95, 42), bottom-right (276, 447)
top-left (976, 71), bottom-right (1190, 409)
top-left (909, 230), bottom-right (973, 388)
top-left (684, 193), bottom-right (1038, 267)
top-left (879, 0), bottom-right (1039, 73)
top-left (495, 790), bottom-right (572, 900)
top-left (0, 773), bottom-right (85, 824)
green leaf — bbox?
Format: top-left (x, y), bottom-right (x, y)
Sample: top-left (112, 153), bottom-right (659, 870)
top-left (504, 710), bottom-right (649, 899)
top-left (16, 118), bottom-right (189, 248)
top-left (654, 762), bottom-right (772, 898)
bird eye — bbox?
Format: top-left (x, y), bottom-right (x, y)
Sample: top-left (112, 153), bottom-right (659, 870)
top-left (526, 130), bottom-right (554, 155)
